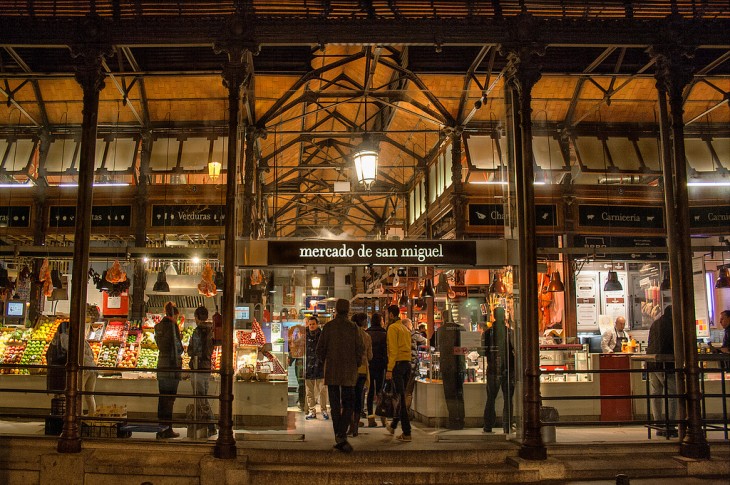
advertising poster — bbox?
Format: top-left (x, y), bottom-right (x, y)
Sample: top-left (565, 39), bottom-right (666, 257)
top-left (575, 271), bottom-right (599, 331)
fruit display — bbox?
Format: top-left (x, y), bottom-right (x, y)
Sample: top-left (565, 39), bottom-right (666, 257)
top-left (31, 318), bottom-right (61, 342)
top-left (126, 331), bottom-right (140, 346)
top-left (1, 343), bottom-right (27, 374)
top-left (141, 330), bottom-right (157, 349)
top-left (87, 322), bottom-right (105, 341)
top-left (0, 330), bottom-right (13, 358)
top-left (6, 328), bottom-right (30, 346)
top-left (117, 346), bottom-right (139, 368)
top-left (89, 341), bottom-right (102, 363)
top-left (97, 343), bottom-right (121, 367)
top-left (181, 326), bottom-right (195, 346)
top-left (137, 348), bottom-right (158, 369)
top-left (20, 339), bottom-right (47, 370)
top-left (103, 322), bottom-right (126, 342)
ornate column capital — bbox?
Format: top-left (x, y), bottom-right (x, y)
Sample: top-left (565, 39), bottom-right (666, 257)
top-left (215, 16), bottom-right (259, 92)
top-left (69, 16), bottom-right (113, 94)
top-left (500, 15), bottom-right (546, 97)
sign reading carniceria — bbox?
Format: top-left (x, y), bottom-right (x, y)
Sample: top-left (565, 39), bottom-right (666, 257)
top-left (268, 240), bottom-right (477, 266)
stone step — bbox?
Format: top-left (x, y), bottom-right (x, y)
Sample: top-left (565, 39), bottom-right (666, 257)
top-left (241, 445), bottom-right (518, 466)
top-left (549, 454), bottom-right (688, 481)
top-left (248, 463), bottom-right (539, 485)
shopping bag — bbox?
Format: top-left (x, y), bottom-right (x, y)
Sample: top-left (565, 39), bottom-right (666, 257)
top-left (374, 380), bottom-right (400, 418)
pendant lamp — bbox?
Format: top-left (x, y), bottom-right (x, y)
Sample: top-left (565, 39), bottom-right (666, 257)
top-left (153, 270), bottom-right (170, 292)
top-left (489, 273), bottom-right (508, 295)
top-left (398, 289), bottom-right (409, 307)
top-left (660, 271), bottom-right (671, 291)
top-left (435, 273), bottom-right (451, 293)
top-left (214, 270), bottom-right (224, 292)
top-left (604, 271), bottom-right (623, 292)
top-left (715, 266), bottom-right (730, 289)
top-left (547, 271), bottom-right (565, 293)
top-left (421, 278), bottom-right (435, 298)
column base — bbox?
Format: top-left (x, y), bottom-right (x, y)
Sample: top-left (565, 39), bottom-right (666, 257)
top-left (519, 443), bottom-right (548, 460)
top-left (214, 439), bottom-right (238, 460)
top-left (57, 437), bottom-right (82, 453)
top-left (680, 440), bottom-right (711, 460)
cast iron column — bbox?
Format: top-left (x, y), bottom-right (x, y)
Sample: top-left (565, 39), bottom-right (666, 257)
top-left (650, 27), bottom-right (710, 459)
top-left (213, 35), bottom-right (248, 460)
top-left (242, 126), bottom-right (256, 239)
top-left (501, 20), bottom-right (546, 460)
top-left (131, 132), bottom-right (152, 320)
top-left (449, 127), bottom-right (465, 239)
top-left (58, 28), bottom-right (111, 453)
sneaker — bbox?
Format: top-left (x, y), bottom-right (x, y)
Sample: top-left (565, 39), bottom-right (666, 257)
top-left (305, 411), bottom-right (317, 420)
top-left (396, 433), bottom-right (412, 442)
top-left (385, 423), bottom-right (395, 435)
top-left (156, 428), bottom-right (180, 439)
top-left (322, 412), bottom-right (329, 420)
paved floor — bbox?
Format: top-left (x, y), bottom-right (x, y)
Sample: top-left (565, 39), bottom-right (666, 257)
top-left (2, 405), bottom-right (728, 452)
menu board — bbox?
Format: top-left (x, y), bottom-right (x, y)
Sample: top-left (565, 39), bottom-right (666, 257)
top-left (576, 271), bottom-right (599, 331)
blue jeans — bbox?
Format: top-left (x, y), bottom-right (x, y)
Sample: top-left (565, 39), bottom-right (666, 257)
top-left (389, 361), bottom-right (411, 435)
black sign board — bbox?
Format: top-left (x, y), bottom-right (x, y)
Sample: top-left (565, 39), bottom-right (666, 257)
top-left (151, 205), bottom-right (225, 227)
top-left (50, 206), bottom-right (132, 228)
top-left (468, 204), bottom-right (556, 227)
top-left (574, 235), bottom-right (666, 261)
top-left (0, 206), bottom-right (30, 228)
top-left (689, 206), bottom-right (730, 229)
top-left (578, 204), bottom-right (664, 229)
top-left (268, 240), bottom-right (477, 266)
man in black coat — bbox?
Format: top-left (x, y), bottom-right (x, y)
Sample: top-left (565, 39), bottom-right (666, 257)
top-left (437, 317), bottom-right (465, 430)
top-left (316, 298), bottom-right (363, 452)
top-left (646, 305), bottom-right (677, 438)
top-left (481, 307), bottom-right (515, 433)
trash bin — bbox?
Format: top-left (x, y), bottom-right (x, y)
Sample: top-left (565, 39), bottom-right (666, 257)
top-left (540, 406), bottom-right (559, 443)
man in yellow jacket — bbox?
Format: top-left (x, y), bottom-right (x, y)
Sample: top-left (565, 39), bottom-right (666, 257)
top-left (385, 304), bottom-right (413, 442)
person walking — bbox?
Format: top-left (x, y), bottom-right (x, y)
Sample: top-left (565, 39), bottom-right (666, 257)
top-left (402, 317), bottom-right (428, 411)
top-left (350, 313), bottom-right (373, 436)
top-left (316, 299), bottom-right (363, 453)
top-left (481, 307), bottom-right (515, 434)
top-left (438, 316), bottom-right (466, 429)
top-left (366, 312), bottom-right (387, 427)
top-left (155, 301), bottom-right (183, 439)
top-left (304, 315), bottom-right (329, 420)
top-left (188, 305), bottom-right (216, 437)
top-left (646, 305), bottom-right (677, 438)
top-left (385, 304), bottom-right (413, 442)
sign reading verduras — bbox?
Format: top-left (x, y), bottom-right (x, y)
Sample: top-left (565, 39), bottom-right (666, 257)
top-left (151, 205), bottom-right (225, 227)
top-left (268, 241), bottom-right (478, 266)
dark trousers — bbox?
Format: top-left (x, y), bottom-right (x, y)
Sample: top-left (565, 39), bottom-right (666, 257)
top-left (367, 364), bottom-right (385, 415)
top-left (483, 371), bottom-right (515, 432)
top-left (327, 385), bottom-right (355, 443)
top-left (390, 361), bottom-right (412, 435)
top-left (354, 374), bottom-right (367, 421)
top-left (442, 366), bottom-right (465, 428)
top-left (158, 377), bottom-right (180, 426)
top-left (292, 358), bottom-right (306, 409)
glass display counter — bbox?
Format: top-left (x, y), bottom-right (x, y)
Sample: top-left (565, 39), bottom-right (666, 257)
top-left (539, 344), bottom-right (593, 383)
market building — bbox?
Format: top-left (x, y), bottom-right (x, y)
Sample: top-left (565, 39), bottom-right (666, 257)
top-left (0, 1), bottom-right (729, 483)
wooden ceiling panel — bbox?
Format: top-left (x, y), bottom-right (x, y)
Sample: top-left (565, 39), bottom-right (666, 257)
top-left (44, 101), bottom-right (83, 125)
top-left (608, 78), bottom-right (655, 100)
top-left (37, 79), bottom-right (82, 102)
top-left (534, 77), bottom-right (579, 104)
top-left (685, 102), bottom-right (730, 123)
top-left (97, 100), bottom-right (140, 124)
top-left (688, 79), bottom-right (730, 101)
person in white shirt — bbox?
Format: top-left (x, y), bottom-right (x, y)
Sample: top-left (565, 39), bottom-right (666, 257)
top-left (601, 316), bottom-right (630, 353)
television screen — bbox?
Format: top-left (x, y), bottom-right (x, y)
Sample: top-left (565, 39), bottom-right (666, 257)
top-left (6, 301), bottom-right (25, 318)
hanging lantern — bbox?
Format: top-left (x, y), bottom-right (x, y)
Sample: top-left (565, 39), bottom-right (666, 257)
top-left (489, 273), bottom-right (508, 295)
top-left (208, 160), bottom-right (222, 180)
top-left (660, 271), bottom-right (671, 291)
top-left (604, 271), bottom-right (623, 292)
top-left (547, 271), bottom-right (565, 293)
top-left (153, 270), bottom-right (170, 292)
top-left (421, 278), bottom-right (435, 298)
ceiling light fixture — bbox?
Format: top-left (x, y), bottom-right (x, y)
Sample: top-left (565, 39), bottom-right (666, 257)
top-left (353, 95), bottom-right (378, 189)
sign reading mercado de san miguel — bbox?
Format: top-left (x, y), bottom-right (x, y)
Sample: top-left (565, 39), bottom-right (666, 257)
top-left (268, 240), bottom-right (478, 266)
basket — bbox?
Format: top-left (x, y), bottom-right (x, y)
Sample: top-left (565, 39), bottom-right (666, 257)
top-left (51, 397), bottom-right (66, 416)
top-left (81, 421), bottom-right (124, 438)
